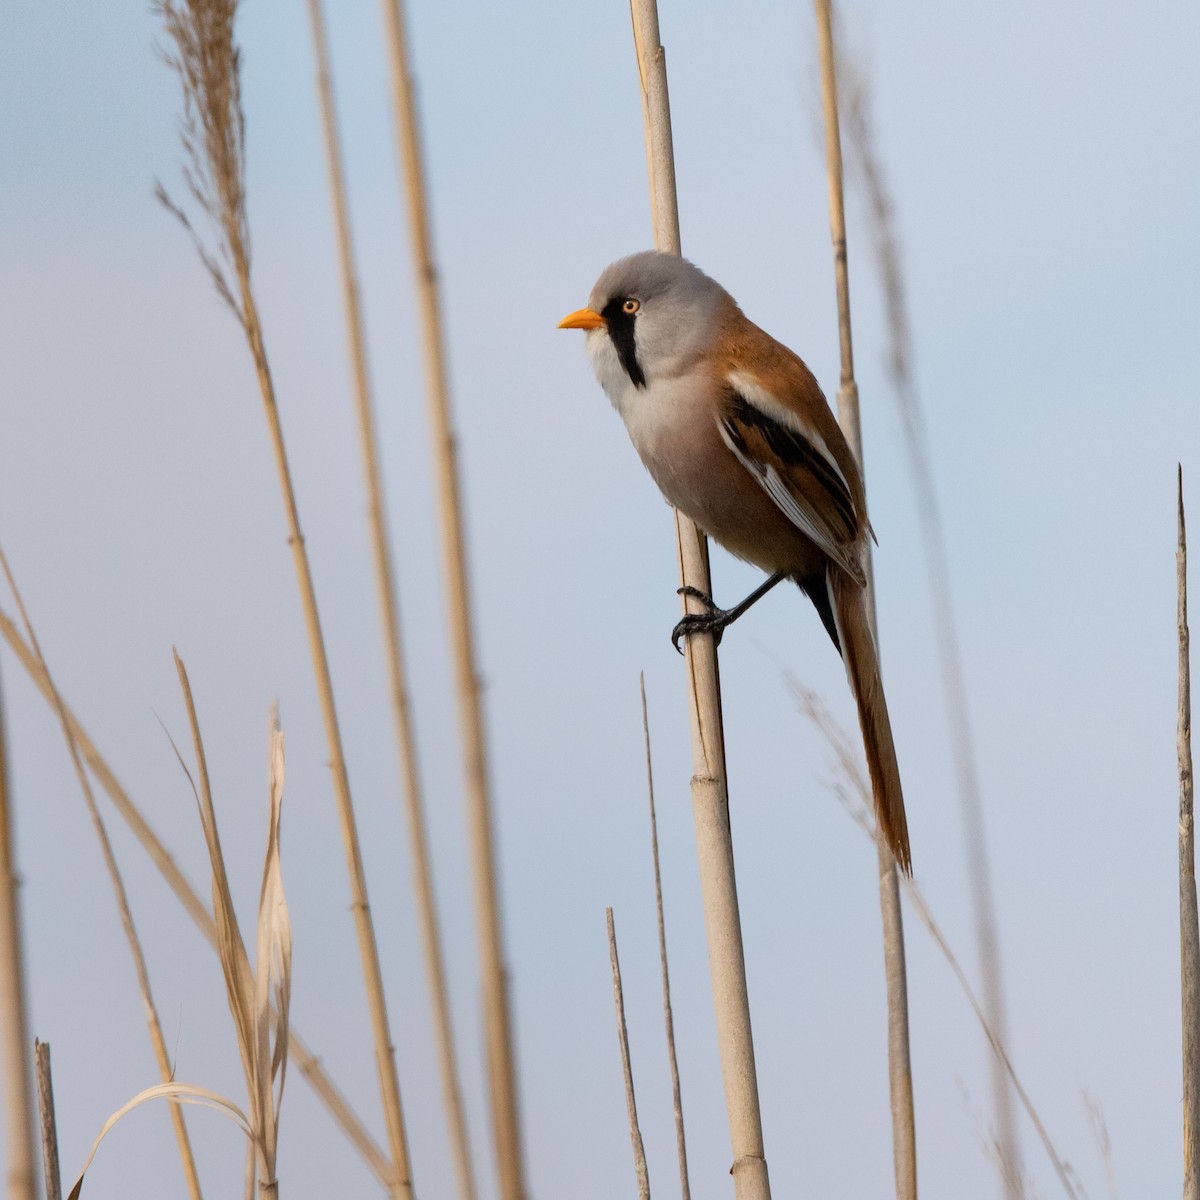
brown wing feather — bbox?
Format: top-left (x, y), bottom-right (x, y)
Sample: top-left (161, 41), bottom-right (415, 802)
top-left (711, 303), bottom-right (868, 581)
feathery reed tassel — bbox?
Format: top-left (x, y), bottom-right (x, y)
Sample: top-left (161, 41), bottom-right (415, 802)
top-left (153, 3), bottom-right (413, 1192)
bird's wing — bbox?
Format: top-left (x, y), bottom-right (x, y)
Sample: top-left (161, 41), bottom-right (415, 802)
top-left (716, 368), bottom-right (866, 585)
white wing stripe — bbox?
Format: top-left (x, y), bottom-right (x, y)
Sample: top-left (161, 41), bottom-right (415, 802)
top-left (726, 370), bottom-right (852, 499)
top-left (718, 419), bottom-right (866, 585)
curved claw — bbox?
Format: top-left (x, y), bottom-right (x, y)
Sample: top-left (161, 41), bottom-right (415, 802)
top-left (676, 584), bottom-right (718, 611)
top-left (671, 610), bottom-right (728, 655)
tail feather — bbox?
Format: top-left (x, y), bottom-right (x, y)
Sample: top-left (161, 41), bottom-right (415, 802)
top-left (828, 568), bottom-right (911, 873)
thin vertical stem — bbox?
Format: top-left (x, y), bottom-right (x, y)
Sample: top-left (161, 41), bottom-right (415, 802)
top-left (0, 553), bottom-right (202, 1200)
top-left (840, 56), bottom-right (1018, 1189)
top-left (34, 1042), bottom-right (62, 1200)
top-left (1179, 466), bottom-right (1200, 1200)
top-left (238, 231), bottom-right (414, 1200)
top-left (376, 4), bottom-right (525, 1197)
top-left (0, 608), bottom-right (391, 1188)
top-left (304, 6), bottom-right (477, 1199)
top-left (628, 4), bottom-right (771, 1198)
top-left (0, 658), bottom-right (36, 1200)
top-left (607, 909), bottom-right (651, 1200)
top-left (813, 3), bottom-right (916, 1196)
top-left (641, 677), bottom-right (691, 1200)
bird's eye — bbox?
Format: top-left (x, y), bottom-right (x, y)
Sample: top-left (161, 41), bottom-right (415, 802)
top-left (622, 298), bottom-right (640, 315)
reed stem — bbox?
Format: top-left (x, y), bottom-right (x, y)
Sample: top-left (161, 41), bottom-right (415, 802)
top-left (304, 6), bottom-right (478, 1197)
top-left (641, 678), bottom-right (690, 1200)
top-left (376, 3), bottom-right (526, 1195)
top-left (1179, 466), bottom-right (1199, 1199)
top-left (629, 3), bottom-right (771, 1197)
top-left (0, 608), bottom-right (391, 1188)
top-left (813, 3), bottom-right (916, 1195)
top-left (0, 656), bottom-right (36, 1200)
top-left (607, 908), bottom-right (651, 1200)
top-left (0, 553), bottom-right (202, 1200)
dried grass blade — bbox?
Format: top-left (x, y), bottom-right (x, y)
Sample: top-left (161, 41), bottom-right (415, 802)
top-left (67, 1082), bottom-right (257, 1200)
top-left (0, 551), bottom-right (203, 1200)
top-left (0, 607), bottom-right (388, 1183)
top-left (256, 717), bottom-right (291, 1151)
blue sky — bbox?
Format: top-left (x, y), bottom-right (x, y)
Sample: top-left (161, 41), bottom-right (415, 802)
top-left (2, 1), bottom-right (1199, 1196)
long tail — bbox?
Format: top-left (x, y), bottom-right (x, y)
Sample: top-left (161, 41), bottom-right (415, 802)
top-left (828, 568), bottom-right (912, 873)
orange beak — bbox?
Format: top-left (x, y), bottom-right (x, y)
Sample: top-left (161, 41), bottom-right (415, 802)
top-left (557, 307), bottom-right (605, 331)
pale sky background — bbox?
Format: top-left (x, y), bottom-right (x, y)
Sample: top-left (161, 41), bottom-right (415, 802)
top-left (2, 1), bottom-right (1198, 1197)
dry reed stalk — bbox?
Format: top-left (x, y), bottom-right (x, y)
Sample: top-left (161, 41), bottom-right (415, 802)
top-left (303, 6), bottom-right (478, 1198)
top-left (813, 4), bottom-right (916, 1195)
top-left (70, 695), bottom-right (292, 1199)
top-left (375, 3), bottom-right (525, 1196)
top-left (153, 4), bottom-right (412, 1192)
top-left (838, 50), bottom-right (1020, 1192)
top-left (628, 4), bottom-right (772, 1198)
top-left (794, 685), bottom-right (1080, 1200)
top-left (0, 552), bottom-right (203, 1200)
top-left (640, 677), bottom-right (690, 1200)
top-left (34, 1042), bottom-right (62, 1200)
top-left (607, 908), bottom-right (651, 1200)
top-left (0, 608), bottom-right (391, 1187)
top-left (169, 655), bottom-right (290, 1198)
top-left (1179, 467), bottom-right (1200, 1199)
top-left (0, 658), bottom-right (37, 1200)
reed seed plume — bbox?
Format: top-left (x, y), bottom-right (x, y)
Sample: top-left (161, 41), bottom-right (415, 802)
top-left (153, 0), bottom-right (246, 319)
top-left (792, 682), bottom-right (1081, 1200)
top-left (0, 549), bottom-right (203, 1200)
top-left (155, 2), bottom-right (414, 1192)
top-left (837, 41), bottom-right (1022, 1192)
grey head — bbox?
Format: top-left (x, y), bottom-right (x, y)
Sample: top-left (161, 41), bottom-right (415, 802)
top-left (582, 251), bottom-right (729, 391)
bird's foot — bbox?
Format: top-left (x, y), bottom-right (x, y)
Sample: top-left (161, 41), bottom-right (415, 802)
top-left (672, 587), bottom-right (731, 654)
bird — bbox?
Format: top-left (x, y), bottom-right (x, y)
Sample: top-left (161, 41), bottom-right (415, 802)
top-left (558, 250), bottom-right (910, 872)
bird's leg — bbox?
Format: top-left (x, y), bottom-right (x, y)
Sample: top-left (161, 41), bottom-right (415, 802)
top-left (671, 572), bottom-right (788, 654)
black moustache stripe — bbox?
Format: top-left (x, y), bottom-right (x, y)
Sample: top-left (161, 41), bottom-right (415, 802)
top-left (601, 298), bottom-right (646, 389)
